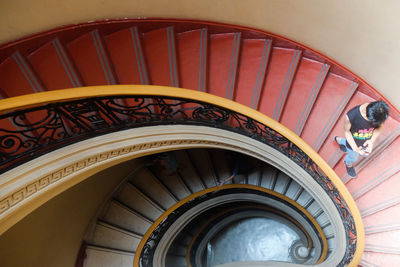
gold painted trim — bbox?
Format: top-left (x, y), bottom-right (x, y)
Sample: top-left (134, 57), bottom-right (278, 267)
top-left (0, 140), bottom-right (199, 215)
top-left (134, 184), bottom-right (328, 267)
top-left (0, 85), bottom-right (364, 266)
top-left (185, 204), bottom-right (315, 267)
top-left (0, 137), bottom-right (259, 219)
top-left (0, 138), bottom-right (239, 234)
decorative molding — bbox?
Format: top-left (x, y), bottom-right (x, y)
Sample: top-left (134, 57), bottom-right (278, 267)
top-left (0, 139), bottom-right (244, 216)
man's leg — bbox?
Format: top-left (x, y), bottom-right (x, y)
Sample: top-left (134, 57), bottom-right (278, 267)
top-left (334, 136), bottom-right (347, 152)
top-left (338, 138), bottom-right (358, 177)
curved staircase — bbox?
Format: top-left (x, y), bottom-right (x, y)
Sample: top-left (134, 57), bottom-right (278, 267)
top-left (1, 19), bottom-right (400, 266)
top-left (85, 149), bottom-right (332, 266)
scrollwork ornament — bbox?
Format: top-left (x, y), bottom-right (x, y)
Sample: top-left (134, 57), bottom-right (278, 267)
top-left (192, 105), bottom-right (229, 123)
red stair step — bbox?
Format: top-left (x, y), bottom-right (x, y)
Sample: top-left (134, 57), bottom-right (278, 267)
top-left (301, 73), bottom-right (358, 151)
top-left (28, 38), bottom-right (82, 90)
top-left (333, 161), bottom-right (349, 183)
top-left (365, 230), bottom-right (400, 251)
top-left (319, 91), bottom-right (374, 167)
top-left (68, 30), bottom-right (117, 86)
top-left (361, 198), bottom-right (400, 227)
top-left (362, 251), bottom-right (400, 266)
top-left (208, 33), bottom-right (241, 99)
top-left (177, 28), bottom-right (207, 92)
top-left (105, 27), bottom-right (153, 114)
top-left (235, 39), bottom-right (272, 109)
top-left (347, 155), bottom-right (400, 201)
top-left (0, 54), bottom-right (51, 148)
top-left (355, 169), bottom-right (400, 214)
top-left (106, 27), bottom-right (149, 85)
top-left (142, 27), bottom-right (179, 87)
top-left (0, 52), bottom-right (44, 97)
top-left (280, 58), bottom-right (329, 134)
top-left (68, 31), bottom-right (129, 121)
top-left (365, 224), bottom-right (400, 235)
top-left (257, 47), bottom-right (301, 120)
top-left (0, 49), bottom-right (77, 153)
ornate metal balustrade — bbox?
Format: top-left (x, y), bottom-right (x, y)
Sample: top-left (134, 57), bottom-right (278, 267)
top-left (0, 95), bottom-right (356, 266)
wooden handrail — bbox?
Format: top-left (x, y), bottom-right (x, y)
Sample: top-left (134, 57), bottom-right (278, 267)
top-left (0, 85), bottom-right (364, 266)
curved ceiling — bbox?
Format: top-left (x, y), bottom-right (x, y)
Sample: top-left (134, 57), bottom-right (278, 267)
top-left (1, 0), bottom-right (400, 109)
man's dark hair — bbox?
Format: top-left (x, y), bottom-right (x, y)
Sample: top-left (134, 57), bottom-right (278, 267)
top-left (366, 101), bottom-right (389, 127)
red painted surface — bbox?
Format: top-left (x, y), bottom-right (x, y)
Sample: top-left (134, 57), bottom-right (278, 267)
top-left (28, 41), bottom-right (78, 90)
top-left (0, 58), bottom-right (58, 144)
top-left (362, 204), bottom-right (400, 229)
top-left (301, 73), bottom-right (356, 148)
top-left (333, 160), bottom-right (348, 180)
top-left (1, 18), bottom-right (398, 120)
top-left (365, 230), bottom-right (400, 250)
top-left (280, 58), bottom-right (328, 133)
top-left (68, 31), bottom-right (114, 86)
top-left (347, 139), bottom-right (400, 198)
top-left (0, 57), bottom-right (40, 97)
top-left (106, 27), bottom-right (146, 85)
top-left (208, 33), bottom-right (240, 98)
top-left (257, 47), bottom-right (301, 119)
top-left (362, 251), bottom-right (399, 266)
top-left (356, 170), bottom-right (400, 212)
top-left (235, 39), bottom-right (271, 107)
top-left (177, 29), bottom-right (206, 91)
top-left (142, 27), bottom-right (178, 87)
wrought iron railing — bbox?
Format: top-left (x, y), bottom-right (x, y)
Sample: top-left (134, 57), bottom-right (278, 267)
top-left (0, 93), bottom-right (356, 266)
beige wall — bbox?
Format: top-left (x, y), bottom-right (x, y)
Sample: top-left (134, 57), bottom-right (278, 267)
top-left (0, 159), bottom-right (135, 267)
top-left (1, 0), bottom-right (399, 109)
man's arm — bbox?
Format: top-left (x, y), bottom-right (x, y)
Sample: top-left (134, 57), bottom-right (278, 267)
top-left (363, 124), bottom-right (383, 153)
top-left (344, 115), bottom-right (366, 155)
top-left (218, 174), bottom-right (235, 186)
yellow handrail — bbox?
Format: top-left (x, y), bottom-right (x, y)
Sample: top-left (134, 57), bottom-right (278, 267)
top-left (0, 85), bottom-right (364, 266)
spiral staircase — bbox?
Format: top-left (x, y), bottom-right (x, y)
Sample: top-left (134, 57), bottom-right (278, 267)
top-left (83, 148), bottom-right (334, 266)
top-left (1, 19), bottom-right (400, 266)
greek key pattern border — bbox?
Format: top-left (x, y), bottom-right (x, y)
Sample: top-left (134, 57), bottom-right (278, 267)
top-left (0, 139), bottom-right (236, 216)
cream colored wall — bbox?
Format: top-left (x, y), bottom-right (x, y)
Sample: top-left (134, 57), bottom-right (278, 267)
top-left (0, 159), bottom-right (135, 267)
top-left (1, 0), bottom-right (399, 109)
